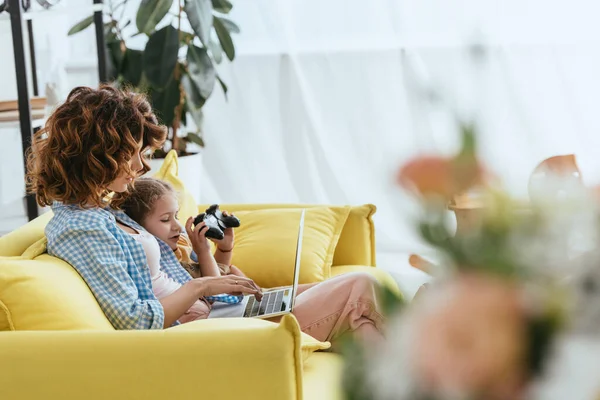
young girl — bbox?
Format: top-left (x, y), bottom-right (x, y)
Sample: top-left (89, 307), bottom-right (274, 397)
top-left (121, 177), bottom-right (247, 280)
top-left (120, 177), bottom-right (250, 321)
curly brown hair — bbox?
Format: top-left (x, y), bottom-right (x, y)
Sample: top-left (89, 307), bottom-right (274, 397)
top-left (121, 177), bottom-right (175, 224)
top-left (26, 85), bottom-right (167, 208)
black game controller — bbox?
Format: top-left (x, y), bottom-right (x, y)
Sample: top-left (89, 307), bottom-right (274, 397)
top-left (193, 204), bottom-right (241, 240)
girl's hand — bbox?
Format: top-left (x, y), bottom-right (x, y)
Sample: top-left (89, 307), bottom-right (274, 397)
top-left (210, 210), bottom-right (235, 252)
top-left (195, 275), bottom-right (263, 301)
top-left (185, 217), bottom-right (212, 255)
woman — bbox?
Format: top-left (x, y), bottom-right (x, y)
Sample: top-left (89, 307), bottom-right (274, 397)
top-left (27, 85), bottom-right (384, 346)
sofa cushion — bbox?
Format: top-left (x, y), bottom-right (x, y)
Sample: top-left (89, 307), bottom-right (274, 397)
top-left (199, 203), bottom-right (377, 267)
top-left (297, 330), bottom-right (332, 362)
top-left (230, 207), bottom-right (350, 288)
top-left (332, 204), bottom-right (376, 266)
top-left (0, 255), bottom-right (114, 331)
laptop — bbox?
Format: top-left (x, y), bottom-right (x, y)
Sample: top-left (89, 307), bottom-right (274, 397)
top-left (208, 209), bottom-right (305, 319)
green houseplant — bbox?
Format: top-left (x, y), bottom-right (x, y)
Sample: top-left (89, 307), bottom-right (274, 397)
top-left (68, 0), bottom-right (239, 155)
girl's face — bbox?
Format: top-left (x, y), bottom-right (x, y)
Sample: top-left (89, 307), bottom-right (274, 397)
top-left (142, 193), bottom-right (182, 250)
top-left (107, 142), bottom-right (146, 193)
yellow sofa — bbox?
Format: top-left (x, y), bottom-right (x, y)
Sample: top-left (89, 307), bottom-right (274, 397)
top-left (0, 204), bottom-right (400, 400)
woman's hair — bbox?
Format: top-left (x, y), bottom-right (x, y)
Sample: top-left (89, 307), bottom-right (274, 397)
top-left (121, 177), bottom-right (176, 224)
top-left (26, 85), bottom-right (167, 208)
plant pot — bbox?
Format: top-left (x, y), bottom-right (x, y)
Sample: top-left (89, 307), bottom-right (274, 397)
top-left (147, 152), bottom-right (202, 203)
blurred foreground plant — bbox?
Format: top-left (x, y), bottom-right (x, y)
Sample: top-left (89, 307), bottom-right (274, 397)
top-left (340, 123), bottom-right (600, 400)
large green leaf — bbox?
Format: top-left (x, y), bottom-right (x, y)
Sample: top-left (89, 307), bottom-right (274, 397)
top-left (143, 25), bottom-right (179, 88)
top-left (107, 41), bottom-right (125, 71)
top-left (187, 45), bottom-right (216, 99)
top-left (104, 24), bottom-right (119, 47)
top-left (188, 107), bottom-right (204, 129)
top-left (136, 0), bottom-right (173, 35)
top-left (150, 77), bottom-right (181, 127)
top-left (104, 49), bottom-right (119, 82)
top-left (121, 49), bottom-right (144, 86)
top-left (208, 38), bottom-right (223, 64)
top-left (185, 0), bottom-right (213, 45)
top-left (182, 73), bottom-right (206, 131)
top-left (213, 16), bottom-right (235, 61)
top-left (180, 102), bottom-right (188, 126)
top-left (181, 73), bottom-right (206, 110)
top-left (103, 25), bottom-right (121, 81)
top-left (68, 15), bottom-right (94, 36)
top-left (216, 16), bottom-right (240, 34)
top-left (211, 0), bottom-right (232, 13)
top-left (186, 132), bottom-right (205, 147)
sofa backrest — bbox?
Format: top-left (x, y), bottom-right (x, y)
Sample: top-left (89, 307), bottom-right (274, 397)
top-left (198, 204), bottom-right (377, 267)
top-left (0, 204), bottom-right (377, 267)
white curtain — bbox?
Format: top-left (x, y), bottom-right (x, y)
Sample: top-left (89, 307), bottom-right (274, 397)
top-left (21, 0), bottom-right (600, 265)
top-left (198, 0), bottom-right (600, 259)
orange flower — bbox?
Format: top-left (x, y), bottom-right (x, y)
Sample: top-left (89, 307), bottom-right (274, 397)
top-left (397, 155), bottom-right (485, 200)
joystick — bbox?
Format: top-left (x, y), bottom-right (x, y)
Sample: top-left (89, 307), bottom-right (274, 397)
top-left (193, 204), bottom-right (241, 240)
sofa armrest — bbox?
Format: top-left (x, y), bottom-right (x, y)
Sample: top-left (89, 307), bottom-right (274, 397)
top-left (0, 315), bottom-right (303, 400)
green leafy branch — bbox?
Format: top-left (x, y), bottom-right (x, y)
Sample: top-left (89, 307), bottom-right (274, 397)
top-left (68, 0), bottom-right (240, 153)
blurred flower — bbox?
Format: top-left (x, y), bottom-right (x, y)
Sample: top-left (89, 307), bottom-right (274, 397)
top-left (411, 274), bottom-right (528, 399)
top-left (397, 155), bottom-right (485, 201)
top-left (528, 154), bottom-right (584, 205)
top-left (346, 126), bottom-right (588, 400)
top-left (397, 123), bottom-right (489, 202)
top-left (531, 154), bottom-right (582, 178)
top-left (366, 274), bottom-right (557, 400)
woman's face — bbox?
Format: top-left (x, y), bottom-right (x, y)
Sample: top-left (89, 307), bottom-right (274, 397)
top-left (108, 141), bottom-right (145, 193)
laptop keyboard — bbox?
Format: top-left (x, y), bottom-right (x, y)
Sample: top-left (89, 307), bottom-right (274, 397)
top-left (244, 289), bottom-right (287, 317)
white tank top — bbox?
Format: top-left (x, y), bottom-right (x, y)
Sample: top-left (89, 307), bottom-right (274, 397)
top-left (130, 230), bottom-right (182, 299)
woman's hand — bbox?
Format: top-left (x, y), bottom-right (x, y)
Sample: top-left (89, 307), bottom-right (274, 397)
top-left (185, 217), bottom-right (212, 255)
top-left (210, 210), bottom-right (235, 252)
top-left (195, 275), bottom-right (263, 301)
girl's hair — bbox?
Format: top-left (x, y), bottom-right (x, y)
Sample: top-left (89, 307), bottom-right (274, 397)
top-left (121, 177), bottom-right (176, 224)
top-left (26, 85), bottom-right (167, 208)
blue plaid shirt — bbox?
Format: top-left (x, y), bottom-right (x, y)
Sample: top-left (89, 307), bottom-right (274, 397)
top-left (46, 202), bottom-right (239, 330)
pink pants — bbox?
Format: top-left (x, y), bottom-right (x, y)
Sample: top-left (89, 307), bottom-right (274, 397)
top-left (178, 298), bottom-right (211, 323)
top-left (179, 272), bottom-right (384, 346)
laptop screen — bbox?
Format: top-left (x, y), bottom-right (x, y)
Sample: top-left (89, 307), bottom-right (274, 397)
top-left (289, 209), bottom-right (305, 310)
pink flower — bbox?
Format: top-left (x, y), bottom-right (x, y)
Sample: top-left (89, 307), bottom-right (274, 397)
top-left (410, 274), bottom-right (528, 399)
